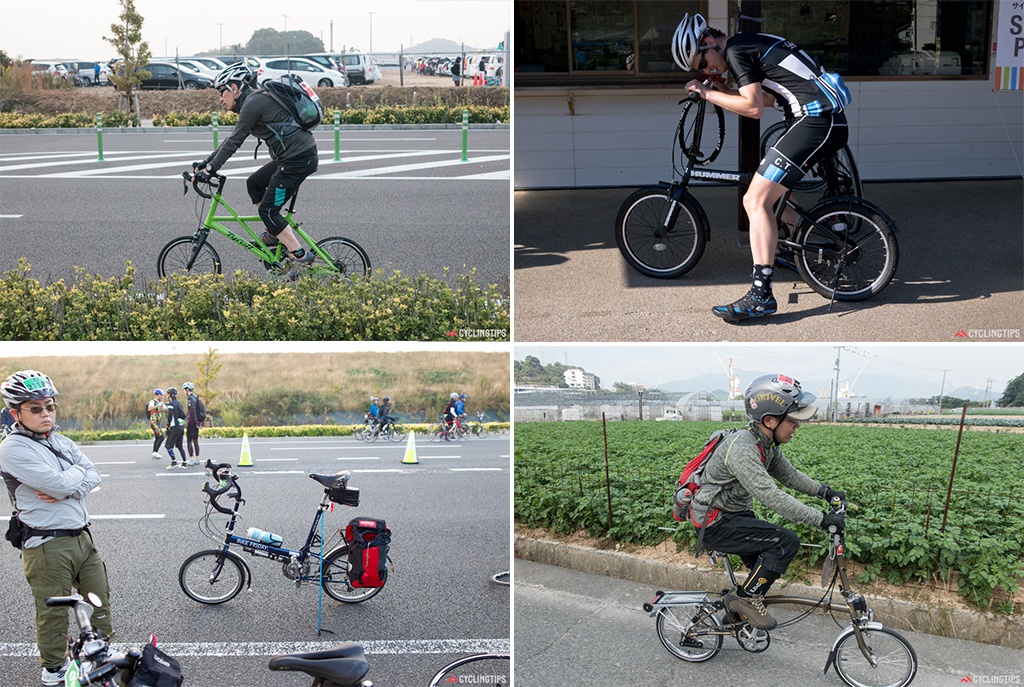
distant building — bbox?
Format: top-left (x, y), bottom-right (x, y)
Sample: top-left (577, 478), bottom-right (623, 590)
top-left (563, 368), bottom-right (598, 390)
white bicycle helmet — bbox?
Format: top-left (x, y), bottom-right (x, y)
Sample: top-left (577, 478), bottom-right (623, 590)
top-left (214, 62), bottom-right (254, 90)
top-left (182, 382), bottom-right (195, 391)
top-left (744, 374), bottom-right (818, 423)
top-left (450, 392), bottom-right (459, 400)
top-left (671, 13), bottom-right (710, 71)
top-left (2, 370), bottom-right (59, 409)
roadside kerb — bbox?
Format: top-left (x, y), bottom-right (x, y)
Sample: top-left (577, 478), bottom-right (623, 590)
top-left (515, 534), bottom-right (1024, 650)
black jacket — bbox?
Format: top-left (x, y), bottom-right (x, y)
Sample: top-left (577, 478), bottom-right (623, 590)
top-left (206, 88), bottom-right (316, 172)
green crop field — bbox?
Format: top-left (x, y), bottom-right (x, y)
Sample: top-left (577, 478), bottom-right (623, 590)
top-left (514, 421), bottom-right (1024, 610)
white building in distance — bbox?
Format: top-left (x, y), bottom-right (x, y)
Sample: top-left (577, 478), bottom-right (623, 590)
top-left (564, 368), bottom-right (598, 390)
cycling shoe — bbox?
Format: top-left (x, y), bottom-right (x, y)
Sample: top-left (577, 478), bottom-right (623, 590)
top-left (712, 291), bottom-right (777, 322)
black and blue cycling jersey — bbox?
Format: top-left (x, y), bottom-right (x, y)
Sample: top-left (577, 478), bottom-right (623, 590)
top-left (725, 32), bottom-right (851, 118)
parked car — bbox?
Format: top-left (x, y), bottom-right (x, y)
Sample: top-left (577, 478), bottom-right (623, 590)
top-left (30, 61), bottom-right (71, 79)
top-left (253, 57), bottom-right (348, 88)
top-left (148, 57), bottom-right (225, 80)
top-left (137, 62), bottom-right (213, 89)
top-left (299, 54), bottom-right (350, 86)
top-left (183, 56), bottom-right (229, 72)
top-left (71, 61), bottom-right (108, 86)
top-left (339, 52), bottom-right (381, 85)
top-left (465, 54), bottom-right (504, 80)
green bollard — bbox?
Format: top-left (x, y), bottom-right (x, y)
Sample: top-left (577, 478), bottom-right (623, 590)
top-left (212, 112), bottom-right (219, 149)
top-left (96, 113), bottom-right (104, 161)
top-left (460, 109), bottom-right (469, 162)
top-left (334, 110), bottom-right (341, 162)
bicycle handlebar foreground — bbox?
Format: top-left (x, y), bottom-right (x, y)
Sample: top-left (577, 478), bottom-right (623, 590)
top-left (202, 459), bottom-right (240, 514)
top-left (181, 166), bottom-right (226, 200)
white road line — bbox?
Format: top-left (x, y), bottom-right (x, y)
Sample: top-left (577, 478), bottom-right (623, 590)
top-left (0, 152), bottom-right (99, 162)
top-left (415, 455), bottom-right (462, 459)
top-left (0, 151), bottom-right (207, 173)
top-left (318, 154), bottom-right (510, 179)
top-left (451, 468), bottom-right (503, 472)
top-left (272, 446), bottom-right (380, 451)
top-left (257, 458), bottom-right (298, 462)
top-left (89, 514), bottom-right (165, 520)
top-left (0, 214), bottom-right (24, 218)
top-left (0, 638), bottom-right (509, 658)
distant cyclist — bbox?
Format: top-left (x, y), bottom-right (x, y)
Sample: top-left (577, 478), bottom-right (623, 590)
top-left (673, 13), bottom-right (851, 322)
top-left (164, 388), bottom-right (187, 469)
top-left (192, 63), bottom-right (319, 279)
top-left (183, 382), bottom-right (201, 462)
top-left (377, 396), bottom-right (394, 429)
top-left (443, 392), bottom-right (461, 433)
top-left (455, 393), bottom-right (467, 420)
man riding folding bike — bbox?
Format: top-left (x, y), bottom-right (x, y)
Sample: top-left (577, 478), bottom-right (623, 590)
top-left (673, 13), bottom-right (852, 322)
top-left (190, 63), bottom-right (319, 280)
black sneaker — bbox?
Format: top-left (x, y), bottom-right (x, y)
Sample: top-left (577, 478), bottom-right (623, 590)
top-left (712, 291), bottom-right (778, 322)
top-left (260, 231), bottom-right (280, 247)
top-left (723, 590), bottom-right (777, 630)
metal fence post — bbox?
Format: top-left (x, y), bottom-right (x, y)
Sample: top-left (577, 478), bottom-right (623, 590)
top-left (334, 110), bottom-right (341, 162)
top-left (460, 108), bottom-right (469, 162)
top-left (95, 113), bottom-right (104, 161)
top-left (212, 112), bottom-right (219, 149)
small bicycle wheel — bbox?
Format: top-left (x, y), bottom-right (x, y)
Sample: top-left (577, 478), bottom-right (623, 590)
top-left (313, 237), bottom-right (371, 280)
top-left (795, 197), bottom-right (899, 302)
top-left (427, 424), bottom-right (446, 443)
top-left (476, 424), bottom-right (490, 438)
top-left (179, 550), bottom-right (246, 604)
top-left (832, 626), bottom-right (917, 687)
top-left (321, 547), bottom-right (387, 603)
top-left (655, 603), bottom-right (724, 662)
top-left (616, 187), bottom-right (708, 279)
top-left (387, 425), bottom-right (407, 442)
top-left (428, 654), bottom-right (510, 687)
top-left (158, 236), bottom-right (222, 277)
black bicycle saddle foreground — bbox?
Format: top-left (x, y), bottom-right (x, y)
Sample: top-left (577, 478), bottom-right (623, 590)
top-left (268, 642), bottom-right (370, 685)
top-left (310, 472), bottom-right (350, 488)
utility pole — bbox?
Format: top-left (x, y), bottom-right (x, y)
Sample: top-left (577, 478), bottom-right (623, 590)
top-left (638, 389), bottom-right (644, 421)
top-left (330, 20), bottom-right (333, 52)
top-left (833, 347), bottom-right (842, 422)
top-left (938, 369), bottom-right (950, 414)
top-left (283, 14), bottom-right (289, 32)
top-left (368, 12), bottom-right (376, 53)
top-left (218, 24), bottom-right (224, 52)
top-left (983, 378), bottom-right (994, 406)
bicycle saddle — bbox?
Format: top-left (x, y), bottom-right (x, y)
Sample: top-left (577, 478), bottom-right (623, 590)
top-left (309, 472), bottom-right (350, 488)
top-left (268, 642), bottom-right (369, 684)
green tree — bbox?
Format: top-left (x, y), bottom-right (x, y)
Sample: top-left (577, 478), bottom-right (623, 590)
top-left (998, 372), bottom-right (1024, 407)
top-left (245, 28), bottom-right (325, 55)
top-left (104, 0), bottom-right (151, 106)
top-left (195, 347), bottom-right (223, 423)
top-left (0, 50), bottom-right (12, 70)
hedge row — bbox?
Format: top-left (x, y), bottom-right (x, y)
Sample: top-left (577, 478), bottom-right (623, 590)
top-left (64, 423), bottom-right (510, 444)
top-left (0, 105), bottom-right (509, 129)
top-left (0, 260), bottom-right (509, 341)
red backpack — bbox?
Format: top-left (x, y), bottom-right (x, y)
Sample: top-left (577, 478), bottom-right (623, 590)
top-left (673, 429), bottom-right (766, 528)
top-left (345, 518), bottom-right (391, 588)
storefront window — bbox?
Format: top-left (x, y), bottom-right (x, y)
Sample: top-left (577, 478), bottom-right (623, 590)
top-left (759, 0), bottom-right (990, 76)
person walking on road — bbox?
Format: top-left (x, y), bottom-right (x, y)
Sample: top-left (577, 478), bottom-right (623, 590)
top-left (164, 388), bottom-right (187, 468)
top-left (451, 55), bottom-right (462, 86)
top-left (686, 374), bottom-right (844, 631)
top-left (147, 389), bottom-right (165, 459)
top-left (0, 370), bottom-right (115, 686)
top-left (182, 382), bottom-right (201, 462)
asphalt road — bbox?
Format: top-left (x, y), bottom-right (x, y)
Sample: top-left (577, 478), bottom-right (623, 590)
top-left (0, 128), bottom-right (510, 288)
top-left (514, 180), bottom-right (1024, 342)
top-left (515, 560), bottom-right (1024, 687)
top-left (0, 435), bottom-right (511, 687)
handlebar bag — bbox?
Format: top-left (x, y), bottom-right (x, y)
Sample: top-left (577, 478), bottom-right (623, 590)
top-left (344, 518), bottom-right (391, 588)
top-left (128, 643), bottom-right (183, 687)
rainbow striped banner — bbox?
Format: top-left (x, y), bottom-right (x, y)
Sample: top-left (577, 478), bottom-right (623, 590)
top-left (995, 66), bottom-right (1023, 91)
top-left (995, 0), bottom-right (1024, 90)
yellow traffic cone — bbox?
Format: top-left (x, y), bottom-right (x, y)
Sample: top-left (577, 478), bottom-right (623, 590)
top-left (401, 431), bottom-right (418, 465)
top-left (238, 432), bottom-right (253, 467)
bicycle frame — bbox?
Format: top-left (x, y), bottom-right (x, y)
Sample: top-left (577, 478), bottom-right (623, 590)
top-left (188, 175), bottom-right (339, 272)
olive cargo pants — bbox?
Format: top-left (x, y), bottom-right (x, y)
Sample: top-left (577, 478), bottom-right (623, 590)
top-left (22, 532), bottom-right (113, 670)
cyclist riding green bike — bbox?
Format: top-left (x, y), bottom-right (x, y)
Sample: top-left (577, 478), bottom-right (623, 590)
top-left (190, 63), bottom-right (319, 279)
top-left (673, 13), bottom-right (852, 322)
top-left (681, 374), bottom-right (844, 631)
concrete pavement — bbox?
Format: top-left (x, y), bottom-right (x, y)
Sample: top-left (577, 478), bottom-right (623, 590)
top-left (513, 180), bottom-right (1024, 342)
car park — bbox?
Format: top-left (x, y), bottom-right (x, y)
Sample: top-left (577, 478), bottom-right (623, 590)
top-left (252, 57), bottom-right (348, 88)
top-left (137, 62), bottom-right (213, 89)
top-left (299, 54), bottom-right (350, 86)
top-left (30, 61), bottom-right (71, 80)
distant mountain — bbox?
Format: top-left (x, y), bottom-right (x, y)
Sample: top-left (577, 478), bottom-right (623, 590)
top-left (404, 39), bottom-right (479, 55)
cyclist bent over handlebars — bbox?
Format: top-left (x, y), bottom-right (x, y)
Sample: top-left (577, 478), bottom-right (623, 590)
top-left (673, 14), bottom-right (852, 322)
top-left (682, 374), bottom-right (845, 631)
top-left (191, 63), bottom-right (319, 278)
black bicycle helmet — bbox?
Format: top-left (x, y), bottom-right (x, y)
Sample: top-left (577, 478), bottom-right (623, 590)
top-left (2, 370), bottom-right (59, 409)
top-left (744, 374), bottom-right (817, 423)
top-left (168, 387), bottom-right (178, 397)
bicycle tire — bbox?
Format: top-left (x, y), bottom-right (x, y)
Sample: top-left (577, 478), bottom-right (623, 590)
top-left (655, 603), bottom-right (724, 662)
top-left (616, 187), bottom-right (708, 279)
top-left (794, 197), bottom-right (899, 302)
top-left (387, 424), bottom-right (407, 442)
top-left (427, 424), bottom-right (446, 443)
top-left (760, 121), bottom-right (863, 199)
top-left (490, 571), bottom-right (510, 586)
top-left (314, 237), bottom-right (371, 280)
top-left (428, 653), bottom-right (510, 687)
top-left (321, 547), bottom-right (387, 603)
top-left (179, 550), bottom-right (246, 604)
top-left (476, 424), bottom-right (490, 438)
top-left (157, 236), bottom-right (222, 278)
top-left (832, 626), bottom-right (917, 687)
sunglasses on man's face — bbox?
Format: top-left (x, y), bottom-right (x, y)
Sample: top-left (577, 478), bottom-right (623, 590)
top-left (19, 402), bottom-right (58, 415)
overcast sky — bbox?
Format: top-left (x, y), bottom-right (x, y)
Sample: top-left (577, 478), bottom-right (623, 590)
top-left (515, 344), bottom-right (1024, 395)
top-left (3, 0), bottom-right (510, 60)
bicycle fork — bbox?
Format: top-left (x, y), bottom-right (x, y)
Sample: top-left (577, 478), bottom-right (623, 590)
top-left (188, 228), bottom-right (213, 271)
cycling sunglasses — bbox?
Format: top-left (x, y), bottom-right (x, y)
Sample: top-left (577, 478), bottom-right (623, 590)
top-left (18, 402), bottom-right (58, 415)
top-left (692, 45), bottom-right (717, 72)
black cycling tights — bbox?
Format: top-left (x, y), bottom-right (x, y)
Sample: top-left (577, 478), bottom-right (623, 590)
top-left (246, 149), bottom-right (319, 236)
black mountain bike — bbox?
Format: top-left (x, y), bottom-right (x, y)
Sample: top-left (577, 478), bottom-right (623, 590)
top-left (615, 92), bottom-right (898, 304)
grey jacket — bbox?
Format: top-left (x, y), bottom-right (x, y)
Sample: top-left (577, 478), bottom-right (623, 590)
top-left (0, 427), bottom-right (101, 548)
top-left (691, 424), bottom-right (824, 528)
top-left (207, 89), bottom-right (316, 172)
